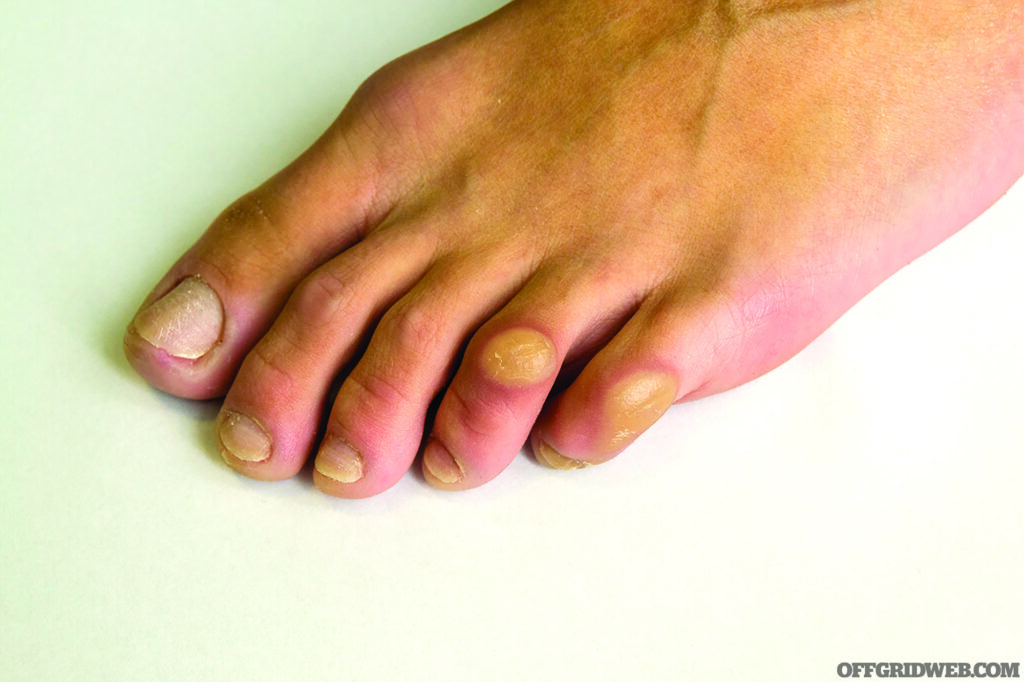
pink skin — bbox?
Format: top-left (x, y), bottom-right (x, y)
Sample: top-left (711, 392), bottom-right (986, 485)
top-left (124, 0), bottom-right (1023, 498)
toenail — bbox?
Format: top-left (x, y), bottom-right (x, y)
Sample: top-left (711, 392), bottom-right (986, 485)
top-left (217, 411), bottom-right (271, 463)
top-left (422, 441), bottom-right (464, 484)
top-left (480, 328), bottom-right (557, 386)
top-left (605, 371), bottom-right (678, 449)
top-left (132, 276), bottom-right (224, 359)
top-left (315, 436), bottom-right (364, 484)
top-left (535, 441), bottom-right (591, 470)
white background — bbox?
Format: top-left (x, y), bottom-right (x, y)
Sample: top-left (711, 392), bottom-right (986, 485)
top-left (3, 1), bottom-right (1021, 680)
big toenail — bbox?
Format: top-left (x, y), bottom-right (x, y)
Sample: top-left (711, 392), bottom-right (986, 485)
top-left (480, 328), bottom-right (556, 386)
top-left (315, 436), bottom-right (364, 484)
top-left (422, 441), bottom-right (464, 484)
top-left (535, 441), bottom-right (591, 470)
top-left (217, 411), bottom-right (271, 463)
top-left (132, 276), bottom-right (224, 359)
top-left (605, 371), bottom-right (678, 449)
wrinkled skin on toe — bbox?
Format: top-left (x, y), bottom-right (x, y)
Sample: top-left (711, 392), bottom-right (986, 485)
top-left (125, 0), bottom-right (1024, 497)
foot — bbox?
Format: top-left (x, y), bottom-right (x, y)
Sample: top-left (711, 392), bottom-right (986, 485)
top-left (124, 0), bottom-right (1023, 497)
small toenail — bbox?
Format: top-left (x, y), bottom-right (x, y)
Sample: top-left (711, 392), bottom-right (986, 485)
top-left (480, 328), bottom-right (557, 386)
top-left (605, 371), bottom-right (678, 449)
top-left (315, 436), bottom-right (364, 484)
top-left (132, 275), bottom-right (224, 359)
top-left (422, 441), bottom-right (464, 485)
top-left (535, 441), bottom-right (591, 470)
top-left (217, 411), bottom-right (271, 463)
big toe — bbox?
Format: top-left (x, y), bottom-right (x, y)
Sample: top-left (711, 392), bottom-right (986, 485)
top-left (124, 127), bottom-right (387, 399)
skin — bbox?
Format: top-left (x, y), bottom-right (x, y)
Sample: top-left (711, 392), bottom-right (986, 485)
top-left (124, 0), bottom-right (1024, 498)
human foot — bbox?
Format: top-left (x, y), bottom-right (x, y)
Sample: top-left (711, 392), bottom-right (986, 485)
top-left (124, 0), bottom-right (1023, 497)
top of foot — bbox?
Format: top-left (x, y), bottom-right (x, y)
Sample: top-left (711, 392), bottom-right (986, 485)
top-left (125, 0), bottom-right (1024, 497)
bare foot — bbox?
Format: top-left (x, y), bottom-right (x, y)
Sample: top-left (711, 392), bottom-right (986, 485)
top-left (124, 0), bottom-right (1023, 497)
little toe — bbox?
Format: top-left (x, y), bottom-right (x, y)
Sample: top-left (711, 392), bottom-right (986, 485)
top-left (530, 292), bottom-right (726, 469)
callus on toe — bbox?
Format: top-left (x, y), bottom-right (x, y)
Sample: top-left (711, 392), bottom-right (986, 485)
top-left (480, 328), bottom-right (557, 387)
top-left (131, 275), bottom-right (224, 359)
top-left (604, 371), bottom-right (677, 450)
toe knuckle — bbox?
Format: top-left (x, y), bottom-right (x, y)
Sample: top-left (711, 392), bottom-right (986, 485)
top-left (378, 303), bottom-right (445, 363)
top-left (291, 268), bottom-right (356, 328)
top-left (199, 191), bottom-right (289, 282)
top-left (244, 340), bottom-right (297, 398)
top-left (346, 370), bottom-right (414, 415)
top-left (218, 191), bottom-right (279, 234)
top-left (446, 382), bottom-right (518, 440)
